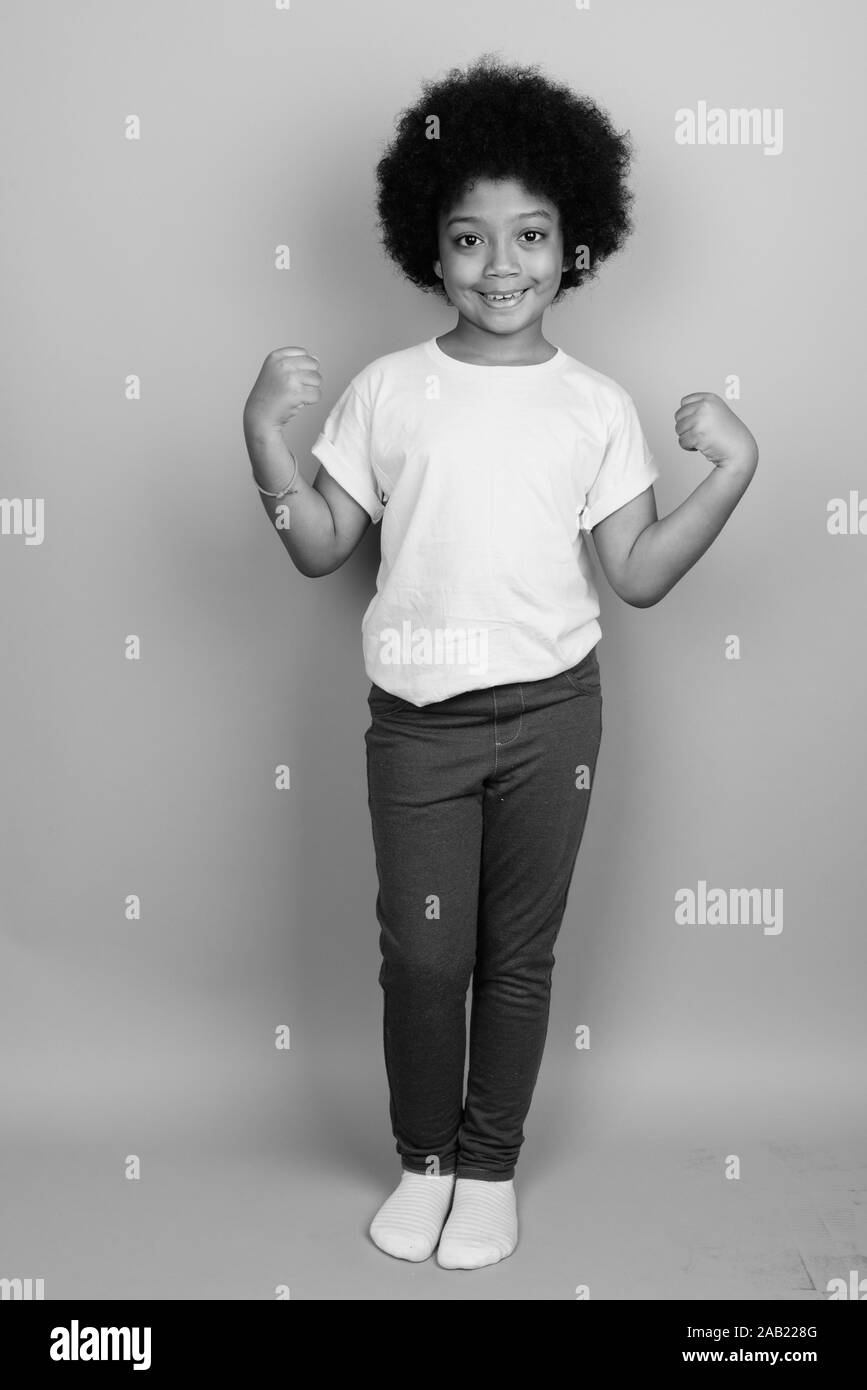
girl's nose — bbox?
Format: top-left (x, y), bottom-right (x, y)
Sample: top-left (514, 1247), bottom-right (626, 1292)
top-left (485, 241), bottom-right (521, 275)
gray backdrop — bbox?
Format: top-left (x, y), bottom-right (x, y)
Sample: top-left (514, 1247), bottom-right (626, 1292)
top-left (2, 0), bottom-right (865, 1300)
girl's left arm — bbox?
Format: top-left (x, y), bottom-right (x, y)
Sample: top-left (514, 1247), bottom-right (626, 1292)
top-left (590, 393), bottom-right (759, 608)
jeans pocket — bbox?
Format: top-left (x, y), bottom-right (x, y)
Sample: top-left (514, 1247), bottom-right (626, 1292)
top-left (367, 682), bottom-right (410, 715)
top-left (561, 647), bottom-right (601, 696)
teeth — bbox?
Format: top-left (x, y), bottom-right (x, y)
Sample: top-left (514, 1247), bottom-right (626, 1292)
top-left (482, 290), bottom-right (524, 303)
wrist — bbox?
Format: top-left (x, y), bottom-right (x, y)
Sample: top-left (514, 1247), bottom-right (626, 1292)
top-left (253, 450), bottom-right (298, 496)
top-left (244, 421), bottom-right (298, 496)
top-left (718, 445), bottom-right (758, 477)
top-left (243, 413), bottom-right (284, 447)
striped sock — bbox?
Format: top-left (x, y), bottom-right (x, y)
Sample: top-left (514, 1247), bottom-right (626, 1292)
top-left (436, 1177), bottom-right (518, 1269)
top-left (369, 1170), bottom-right (456, 1262)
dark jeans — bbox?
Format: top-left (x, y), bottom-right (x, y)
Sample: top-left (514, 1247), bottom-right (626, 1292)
top-left (364, 644), bottom-right (603, 1181)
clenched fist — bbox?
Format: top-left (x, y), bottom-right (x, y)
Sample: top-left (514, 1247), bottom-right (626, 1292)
top-left (674, 393), bottom-right (758, 470)
top-left (244, 347), bottom-right (323, 434)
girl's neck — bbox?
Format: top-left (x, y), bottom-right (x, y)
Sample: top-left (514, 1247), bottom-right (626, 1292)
top-left (436, 322), bottom-right (558, 368)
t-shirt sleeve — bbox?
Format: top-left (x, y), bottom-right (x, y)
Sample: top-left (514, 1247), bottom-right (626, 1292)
top-left (310, 379), bottom-right (386, 524)
top-left (580, 389), bottom-right (659, 532)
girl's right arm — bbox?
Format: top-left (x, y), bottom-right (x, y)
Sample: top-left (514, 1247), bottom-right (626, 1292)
top-left (243, 347), bottom-right (372, 577)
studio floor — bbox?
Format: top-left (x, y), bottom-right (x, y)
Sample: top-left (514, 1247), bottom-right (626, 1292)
top-left (3, 1064), bottom-right (865, 1301)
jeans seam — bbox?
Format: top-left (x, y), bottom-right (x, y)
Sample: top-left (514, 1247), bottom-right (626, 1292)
top-left (562, 652), bottom-right (600, 694)
top-left (493, 684), bottom-right (524, 751)
top-left (563, 673), bottom-right (600, 694)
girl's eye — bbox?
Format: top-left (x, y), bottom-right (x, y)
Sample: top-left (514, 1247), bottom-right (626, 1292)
top-left (454, 231), bottom-right (547, 248)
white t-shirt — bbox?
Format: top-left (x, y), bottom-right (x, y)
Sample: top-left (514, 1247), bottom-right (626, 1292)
top-left (310, 336), bottom-right (659, 707)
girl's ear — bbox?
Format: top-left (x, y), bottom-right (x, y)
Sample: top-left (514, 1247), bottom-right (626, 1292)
top-left (433, 261), bottom-right (453, 306)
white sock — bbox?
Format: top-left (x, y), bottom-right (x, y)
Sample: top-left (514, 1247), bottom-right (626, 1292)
top-left (436, 1176), bottom-right (518, 1269)
top-left (369, 1170), bottom-right (456, 1262)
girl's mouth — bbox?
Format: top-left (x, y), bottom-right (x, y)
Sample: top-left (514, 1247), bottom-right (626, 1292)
top-left (476, 289), bottom-right (527, 308)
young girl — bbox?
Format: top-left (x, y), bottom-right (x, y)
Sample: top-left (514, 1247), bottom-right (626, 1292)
top-left (243, 55), bottom-right (758, 1270)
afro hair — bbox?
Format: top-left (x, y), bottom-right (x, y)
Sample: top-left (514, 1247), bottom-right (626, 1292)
top-left (375, 53), bottom-right (635, 304)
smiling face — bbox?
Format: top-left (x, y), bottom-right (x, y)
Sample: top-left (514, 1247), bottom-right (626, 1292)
top-left (433, 178), bottom-right (571, 351)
